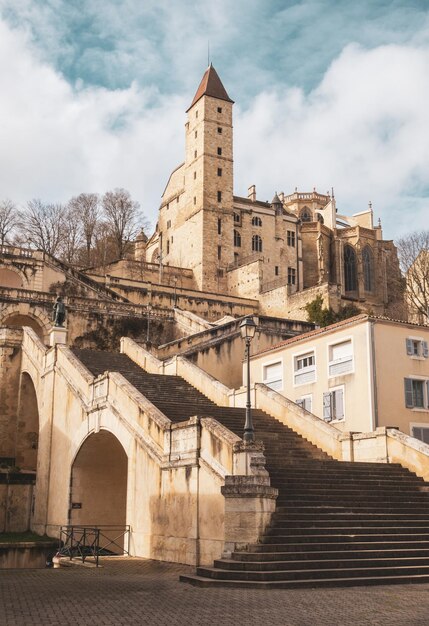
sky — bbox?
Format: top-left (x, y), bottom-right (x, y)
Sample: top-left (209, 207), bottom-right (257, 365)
top-left (0, 0), bottom-right (428, 240)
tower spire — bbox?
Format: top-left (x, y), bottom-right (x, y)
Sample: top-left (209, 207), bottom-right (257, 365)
top-left (187, 65), bottom-right (234, 111)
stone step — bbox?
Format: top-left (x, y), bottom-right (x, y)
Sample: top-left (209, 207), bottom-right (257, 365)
top-left (179, 572), bottom-right (429, 589)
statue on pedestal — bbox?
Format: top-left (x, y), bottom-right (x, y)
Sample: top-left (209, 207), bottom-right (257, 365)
top-left (52, 296), bottom-right (66, 327)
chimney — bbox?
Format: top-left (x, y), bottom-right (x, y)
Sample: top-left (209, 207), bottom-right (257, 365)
top-left (247, 185), bottom-right (256, 202)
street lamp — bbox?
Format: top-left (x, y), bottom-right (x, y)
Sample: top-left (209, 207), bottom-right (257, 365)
top-left (146, 303), bottom-right (152, 343)
top-left (240, 317), bottom-right (257, 442)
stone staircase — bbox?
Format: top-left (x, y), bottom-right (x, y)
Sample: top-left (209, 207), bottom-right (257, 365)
top-left (73, 349), bottom-right (429, 588)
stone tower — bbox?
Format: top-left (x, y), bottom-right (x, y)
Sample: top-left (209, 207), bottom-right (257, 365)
top-left (155, 65), bottom-right (234, 292)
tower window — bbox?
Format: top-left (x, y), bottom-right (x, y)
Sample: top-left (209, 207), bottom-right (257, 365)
top-left (218, 245), bottom-right (221, 260)
top-left (233, 212), bottom-right (240, 224)
top-left (234, 230), bottom-right (241, 247)
top-left (344, 245), bottom-right (357, 292)
top-left (193, 196), bottom-right (196, 205)
top-left (300, 207), bottom-right (311, 222)
top-left (218, 218), bottom-right (222, 235)
top-left (217, 107), bottom-right (222, 113)
top-left (287, 267), bottom-right (296, 285)
top-left (194, 171), bottom-right (196, 180)
top-left (362, 245), bottom-right (373, 292)
top-left (194, 130), bottom-right (197, 138)
top-left (196, 110), bottom-right (198, 118)
top-left (167, 220), bottom-right (171, 229)
top-left (252, 234), bottom-right (262, 252)
top-left (287, 230), bottom-right (296, 247)
top-left (167, 240), bottom-right (170, 254)
top-left (217, 168), bottom-right (222, 177)
top-left (217, 127), bottom-right (222, 134)
top-left (194, 150), bottom-right (197, 159)
top-left (275, 266), bottom-right (279, 276)
top-left (217, 191), bottom-right (222, 202)
top-left (176, 196), bottom-right (179, 203)
top-left (217, 147), bottom-right (222, 156)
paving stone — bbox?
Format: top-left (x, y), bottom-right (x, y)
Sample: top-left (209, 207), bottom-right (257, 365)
top-left (1, 557), bottom-right (429, 625)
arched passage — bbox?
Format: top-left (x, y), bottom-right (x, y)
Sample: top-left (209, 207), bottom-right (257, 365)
top-left (0, 267), bottom-right (24, 288)
top-left (70, 431), bottom-right (128, 551)
top-left (2, 314), bottom-right (45, 340)
top-left (16, 372), bottom-right (40, 471)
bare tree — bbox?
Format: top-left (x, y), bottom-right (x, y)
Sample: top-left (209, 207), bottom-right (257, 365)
top-left (397, 230), bottom-right (429, 324)
top-left (20, 199), bottom-right (65, 257)
top-left (60, 203), bottom-right (84, 264)
top-left (102, 188), bottom-right (141, 259)
top-left (69, 193), bottom-right (100, 265)
top-left (0, 199), bottom-right (21, 246)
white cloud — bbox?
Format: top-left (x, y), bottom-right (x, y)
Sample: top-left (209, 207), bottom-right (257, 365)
top-left (0, 14), bottom-right (428, 240)
top-left (235, 43), bottom-right (429, 238)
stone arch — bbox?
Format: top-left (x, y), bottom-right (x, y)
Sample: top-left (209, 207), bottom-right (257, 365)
top-left (1, 305), bottom-right (51, 341)
top-left (16, 372), bottom-right (40, 471)
top-left (70, 430), bottom-right (128, 551)
top-left (0, 266), bottom-right (24, 288)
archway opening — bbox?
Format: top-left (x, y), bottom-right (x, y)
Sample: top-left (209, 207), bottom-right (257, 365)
top-left (16, 372), bottom-right (40, 471)
top-left (0, 267), bottom-right (24, 288)
top-left (70, 431), bottom-right (128, 553)
top-left (3, 314), bottom-right (45, 340)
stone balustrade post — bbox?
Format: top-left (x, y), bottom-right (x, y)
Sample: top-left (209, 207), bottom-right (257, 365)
top-left (222, 441), bottom-right (278, 556)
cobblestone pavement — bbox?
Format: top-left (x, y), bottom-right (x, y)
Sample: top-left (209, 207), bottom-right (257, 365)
top-left (1, 558), bottom-right (429, 626)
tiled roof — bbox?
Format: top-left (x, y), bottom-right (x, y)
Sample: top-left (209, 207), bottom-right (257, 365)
top-left (252, 314), bottom-right (369, 357)
top-left (252, 313), bottom-right (429, 358)
top-left (187, 64), bottom-right (234, 111)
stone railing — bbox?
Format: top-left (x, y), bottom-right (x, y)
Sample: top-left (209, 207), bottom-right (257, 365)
top-left (226, 253), bottom-right (264, 272)
top-left (283, 191), bottom-right (329, 204)
top-left (0, 245), bottom-right (35, 258)
top-left (260, 278), bottom-right (292, 294)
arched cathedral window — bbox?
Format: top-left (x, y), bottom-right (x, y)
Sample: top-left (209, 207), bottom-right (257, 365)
top-left (344, 245), bottom-right (357, 292)
top-left (234, 230), bottom-right (241, 247)
top-left (362, 245), bottom-right (373, 292)
top-left (300, 207), bottom-right (311, 222)
top-left (252, 234), bottom-right (262, 252)
top-left (252, 216), bottom-right (262, 227)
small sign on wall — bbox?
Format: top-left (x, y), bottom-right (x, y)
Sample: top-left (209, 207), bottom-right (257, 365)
top-left (71, 502), bottom-right (82, 509)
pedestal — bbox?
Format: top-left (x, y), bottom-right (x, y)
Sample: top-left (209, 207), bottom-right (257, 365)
top-left (49, 327), bottom-right (68, 347)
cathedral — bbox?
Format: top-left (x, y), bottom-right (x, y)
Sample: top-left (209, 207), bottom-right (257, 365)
top-left (137, 64), bottom-right (401, 320)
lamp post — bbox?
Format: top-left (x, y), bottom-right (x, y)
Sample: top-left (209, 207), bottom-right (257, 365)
top-left (240, 317), bottom-right (257, 442)
top-left (146, 303), bottom-right (152, 343)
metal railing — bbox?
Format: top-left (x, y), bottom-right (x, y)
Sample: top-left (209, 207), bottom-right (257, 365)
top-left (58, 525), bottom-right (131, 567)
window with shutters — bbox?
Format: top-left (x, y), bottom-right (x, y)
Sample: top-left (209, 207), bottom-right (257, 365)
top-left (323, 387), bottom-right (345, 422)
top-left (411, 425), bottom-right (429, 444)
top-left (328, 339), bottom-right (353, 376)
top-left (296, 395), bottom-right (312, 412)
top-left (406, 338), bottom-right (429, 359)
top-left (404, 378), bottom-right (429, 409)
top-left (262, 360), bottom-right (283, 391)
top-left (294, 351), bottom-right (316, 386)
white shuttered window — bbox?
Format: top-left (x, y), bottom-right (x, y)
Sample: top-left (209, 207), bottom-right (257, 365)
top-left (329, 340), bottom-right (353, 376)
top-left (263, 361), bottom-right (283, 391)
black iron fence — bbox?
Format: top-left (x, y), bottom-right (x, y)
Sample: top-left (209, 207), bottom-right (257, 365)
top-left (58, 525), bottom-right (130, 566)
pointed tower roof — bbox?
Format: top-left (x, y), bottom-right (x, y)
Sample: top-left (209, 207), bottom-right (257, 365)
top-left (187, 64), bottom-right (234, 111)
